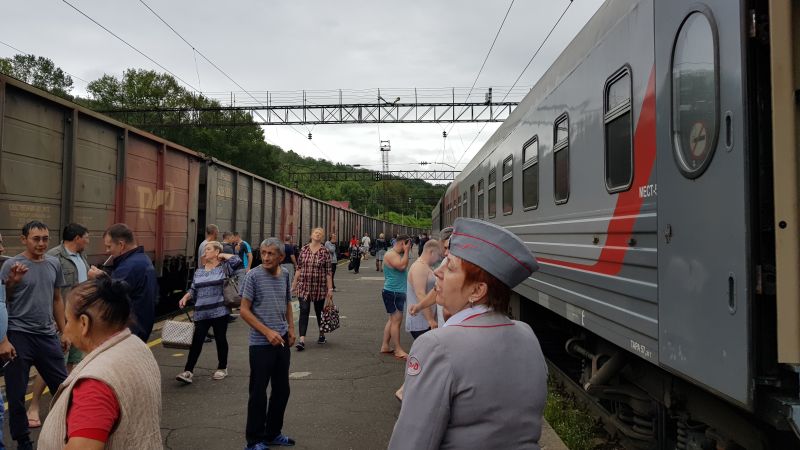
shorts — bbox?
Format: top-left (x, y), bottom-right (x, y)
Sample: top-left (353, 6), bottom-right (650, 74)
top-left (382, 290), bottom-right (406, 315)
top-left (66, 345), bottom-right (84, 365)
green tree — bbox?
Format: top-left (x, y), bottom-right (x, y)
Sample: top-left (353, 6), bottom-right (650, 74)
top-left (0, 54), bottom-right (73, 97)
top-left (85, 69), bottom-right (278, 179)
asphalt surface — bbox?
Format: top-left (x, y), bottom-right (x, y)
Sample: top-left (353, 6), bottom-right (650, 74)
top-left (8, 257), bottom-right (567, 449)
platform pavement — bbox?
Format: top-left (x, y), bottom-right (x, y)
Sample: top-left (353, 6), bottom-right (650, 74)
top-left (5, 257), bottom-right (567, 450)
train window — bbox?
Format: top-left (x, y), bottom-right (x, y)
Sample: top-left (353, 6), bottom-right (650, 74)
top-left (604, 67), bottom-right (633, 192)
top-left (522, 136), bottom-right (539, 209)
top-left (502, 156), bottom-right (513, 215)
top-left (554, 113), bottom-right (570, 204)
top-left (488, 169), bottom-right (497, 218)
top-left (477, 179), bottom-right (485, 219)
top-left (470, 184), bottom-right (476, 218)
top-left (671, 11), bottom-right (718, 178)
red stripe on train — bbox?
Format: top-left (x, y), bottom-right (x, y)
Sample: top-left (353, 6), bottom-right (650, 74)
top-left (537, 67), bottom-right (657, 276)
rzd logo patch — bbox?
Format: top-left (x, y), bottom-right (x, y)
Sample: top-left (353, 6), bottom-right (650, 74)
top-left (407, 356), bottom-right (421, 376)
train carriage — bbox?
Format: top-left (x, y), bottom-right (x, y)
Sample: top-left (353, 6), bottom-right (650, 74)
top-left (434, 0), bottom-right (800, 448)
top-left (0, 72), bottom-right (423, 314)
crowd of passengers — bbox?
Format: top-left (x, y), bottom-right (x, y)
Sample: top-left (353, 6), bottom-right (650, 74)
top-left (0, 216), bottom-right (547, 450)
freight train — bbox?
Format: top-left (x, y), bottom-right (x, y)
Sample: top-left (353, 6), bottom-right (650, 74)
top-left (434, 0), bottom-right (800, 448)
top-left (0, 73), bottom-right (422, 314)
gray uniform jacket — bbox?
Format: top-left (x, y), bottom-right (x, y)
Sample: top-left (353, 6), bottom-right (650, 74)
top-left (389, 311), bottom-right (547, 450)
top-left (47, 244), bottom-right (89, 297)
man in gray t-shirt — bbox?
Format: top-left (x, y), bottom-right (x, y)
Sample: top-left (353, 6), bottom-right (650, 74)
top-left (240, 238), bottom-right (296, 447)
top-left (0, 221), bottom-right (69, 448)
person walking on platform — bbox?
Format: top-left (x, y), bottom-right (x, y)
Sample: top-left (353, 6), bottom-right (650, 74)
top-left (388, 218), bottom-right (545, 450)
top-left (240, 238), bottom-right (296, 449)
top-left (375, 233), bottom-right (388, 272)
top-left (349, 240), bottom-right (362, 274)
top-left (39, 276), bottom-right (162, 450)
top-left (361, 232), bottom-right (371, 260)
top-left (281, 236), bottom-right (297, 287)
top-left (103, 223), bottom-right (158, 342)
top-left (0, 221), bottom-right (70, 450)
top-left (292, 227), bottom-right (333, 351)
top-left (380, 235), bottom-right (412, 360)
top-left (324, 233), bottom-right (338, 291)
top-left (28, 223), bottom-right (96, 429)
top-left (175, 242), bottom-right (241, 384)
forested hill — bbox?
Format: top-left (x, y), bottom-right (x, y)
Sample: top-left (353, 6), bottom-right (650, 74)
top-left (0, 56), bottom-right (445, 228)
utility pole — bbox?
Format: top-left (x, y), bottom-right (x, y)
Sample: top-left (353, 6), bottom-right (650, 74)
top-left (380, 140), bottom-right (390, 220)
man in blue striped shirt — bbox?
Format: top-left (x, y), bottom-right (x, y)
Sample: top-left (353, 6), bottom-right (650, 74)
top-left (240, 238), bottom-right (296, 449)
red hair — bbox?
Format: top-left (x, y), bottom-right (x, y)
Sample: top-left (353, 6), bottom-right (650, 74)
top-left (460, 259), bottom-right (511, 312)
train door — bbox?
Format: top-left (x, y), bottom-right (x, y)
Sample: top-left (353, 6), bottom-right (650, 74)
top-left (655, 1), bottom-right (751, 406)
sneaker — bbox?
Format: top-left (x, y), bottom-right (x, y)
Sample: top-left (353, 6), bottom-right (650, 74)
top-left (176, 371), bottom-right (193, 384)
top-left (317, 335), bottom-right (327, 345)
top-left (243, 443), bottom-right (269, 450)
top-left (295, 341), bottom-right (305, 351)
top-left (212, 369), bottom-right (228, 380)
top-left (17, 439), bottom-right (33, 450)
top-left (268, 434), bottom-right (296, 447)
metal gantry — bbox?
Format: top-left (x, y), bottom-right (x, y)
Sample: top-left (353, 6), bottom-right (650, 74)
top-left (97, 86), bottom-right (523, 126)
top-left (288, 170), bottom-right (458, 182)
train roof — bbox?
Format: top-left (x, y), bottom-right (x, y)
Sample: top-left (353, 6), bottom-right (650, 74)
top-left (457, 0), bottom-right (637, 181)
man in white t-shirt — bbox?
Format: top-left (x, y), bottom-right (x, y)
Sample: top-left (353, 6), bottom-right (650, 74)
top-left (361, 233), bottom-right (371, 260)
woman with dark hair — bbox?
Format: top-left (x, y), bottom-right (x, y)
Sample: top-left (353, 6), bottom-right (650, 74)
top-left (176, 241), bottom-right (240, 384)
top-left (39, 276), bottom-right (162, 450)
top-left (389, 218), bottom-right (546, 449)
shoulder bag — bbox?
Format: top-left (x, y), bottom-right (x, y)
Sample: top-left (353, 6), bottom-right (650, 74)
top-left (223, 263), bottom-right (242, 308)
top-left (162, 311), bottom-right (194, 349)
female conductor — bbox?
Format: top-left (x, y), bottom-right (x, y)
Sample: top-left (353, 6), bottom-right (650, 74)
top-left (389, 217), bottom-right (546, 449)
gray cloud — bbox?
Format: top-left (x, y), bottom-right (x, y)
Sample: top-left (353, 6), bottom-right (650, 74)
top-left (2, 0), bottom-right (604, 171)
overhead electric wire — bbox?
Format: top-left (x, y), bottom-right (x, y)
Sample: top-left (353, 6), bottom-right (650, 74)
top-left (137, 0), bottom-right (331, 159)
top-left (453, 0), bottom-right (574, 168)
top-left (444, 0), bottom-right (515, 139)
top-left (61, 0), bottom-right (200, 93)
top-left (0, 39), bottom-right (90, 85)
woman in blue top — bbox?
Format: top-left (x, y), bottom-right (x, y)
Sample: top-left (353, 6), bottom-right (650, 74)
top-left (380, 235), bottom-right (411, 360)
top-left (176, 242), bottom-right (240, 384)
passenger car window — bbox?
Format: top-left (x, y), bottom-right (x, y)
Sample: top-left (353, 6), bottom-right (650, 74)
top-left (522, 136), bottom-right (539, 209)
top-left (477, 179), bottom-right (485, 219)
top-left (672, 12), bottom-right (718, 178)
top-left (488, 169), bottom-right (497, 218)
top-left (469, 185), bottom-right (475, 218)
top-left (502, 156), bottom-right (513, 215)
top-left (605, 68), bottom-right (633, 192)
top-left (554, 114), bottom-right (570, 204)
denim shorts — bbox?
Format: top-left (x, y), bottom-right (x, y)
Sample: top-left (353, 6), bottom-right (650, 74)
top-left (381, 290), bottom-right (406, 314)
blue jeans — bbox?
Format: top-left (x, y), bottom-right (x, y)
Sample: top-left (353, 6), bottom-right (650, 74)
top-left (0, 386), bottom-right (5, 450)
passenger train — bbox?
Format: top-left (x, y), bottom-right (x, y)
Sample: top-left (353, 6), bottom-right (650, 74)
top-left (434, 0), bottom-right (800, 448)
top-left (0, 73), bottom-right (423, 314)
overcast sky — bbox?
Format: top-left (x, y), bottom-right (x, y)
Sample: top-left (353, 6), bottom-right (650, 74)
top-left (3, 0), bottom-right (605, 174)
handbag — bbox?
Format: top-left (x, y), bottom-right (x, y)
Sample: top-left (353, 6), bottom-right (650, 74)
top-left (320, 303), bottom-right (341, 333)
top-left (223, 265), bottom-right (242, 308)
top-left (162, 312), bottom-right (194, 349)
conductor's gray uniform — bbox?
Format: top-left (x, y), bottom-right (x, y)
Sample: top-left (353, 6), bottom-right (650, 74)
top-left (389, 310), bottom-right (547, 450)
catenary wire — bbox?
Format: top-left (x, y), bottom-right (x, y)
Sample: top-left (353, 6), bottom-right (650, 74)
top-left (0, 39), bottom-right (90, 85)
top-left (136, 0), bottom-right (331, 159)
top-left (62, 0), bottom-right (200, 93)
top-left (453, 0), bottom-right (574, 169)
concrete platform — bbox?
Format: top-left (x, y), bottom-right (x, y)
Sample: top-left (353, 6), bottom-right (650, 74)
top-left (7, 259), bottom-right (568, 449)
